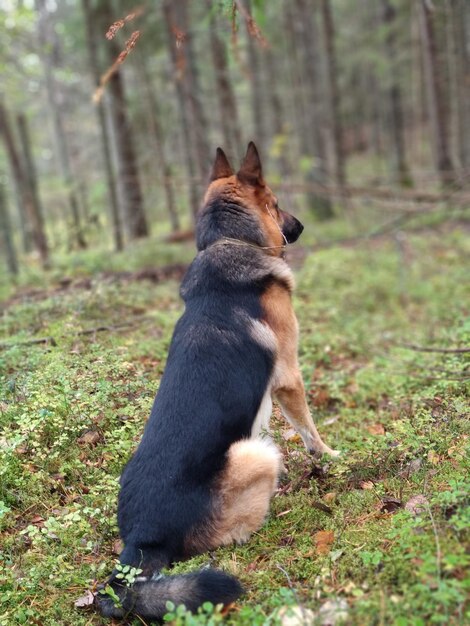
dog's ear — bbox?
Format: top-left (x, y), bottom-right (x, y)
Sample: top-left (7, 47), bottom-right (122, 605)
top-left (237, 141), bottom-right (264, 185)
top-left (210, 147), bottom-right (234, 181)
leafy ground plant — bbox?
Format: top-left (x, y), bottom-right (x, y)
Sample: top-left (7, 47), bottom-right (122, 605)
top-left (0, 220), bottom-right (468, 625)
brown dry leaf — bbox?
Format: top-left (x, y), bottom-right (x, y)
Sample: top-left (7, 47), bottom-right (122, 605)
top-left (282, 428), bottom-right (302, 443)
top-left (366, 423), bottom-right (385, 436)
top-left (360, 480), bottom-right (374, 490)
top-left (78, 430), bottom-right (101, 446)
top-left (74, 589), bottom-right (95, 608)
top-left (314, 530), bottom-right (335, 555)
top-left (405, 494), bottom-right (428, 516)
top-left (112, 539), bottom-right (123, 555)
top-left (323, 492), bottom-right (337, 503)
top-left (427, 450), bottom-right (440, 465)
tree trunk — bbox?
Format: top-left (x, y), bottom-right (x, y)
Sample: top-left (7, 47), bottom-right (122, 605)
top-left (320, 0), bottom-right (346, 187)
top-left (35, 0), bottom-right (86, 249)
top-left (244, 0), bottom-right (267, 155)
top-left (0, 101), bottom-right (49, 267)
top-left (163, 0), bottom-right (201, 220)
top-left (380, 0), bottom-right (412, 187)
top-left (0, 178), bottom-right (19, 277)
top-left (136, 50), bottom-right (180, 232)
top-left (170, 0), bottom-right (211, 183)
top-left (98, 0), bottom-right (149, 240)
top-left (207, 0), bottom-right (243, 160)
top-left (293, 0), bottom-right (333, 219)
top-left (16, 113), bottom-right (47, 230)
top-left (81, 0), bottom-right (123, 251)
top-left (418, 0), bottom-right (454, 186)
top-left (449, 0), bottom-right (470, 170)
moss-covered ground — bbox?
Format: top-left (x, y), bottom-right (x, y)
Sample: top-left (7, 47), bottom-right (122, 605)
top-left (0, 214), bottom-right (468, 625)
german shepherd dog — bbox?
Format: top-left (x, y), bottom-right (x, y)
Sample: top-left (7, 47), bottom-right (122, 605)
top-left (97, 143), bottom-right (338, 621)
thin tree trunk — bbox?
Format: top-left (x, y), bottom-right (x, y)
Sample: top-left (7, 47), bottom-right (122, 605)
top-left (244, 0), bottom-right (267, 155)
top-left (35, 0), bottom-right (86, 249)
top-left (320, 0), bottom-right (346, 187)
top-left (293, 0), bottom-right (333, 219)
top-left (380, 0), bottom-right (412, 187)
top-left (136, 50), bottom-right (180, 232)
top-left (98, 0), bottom-right (148, 240)
top-left (171, 0), bottom-right (211, 182)
top-left (418, 0), bottom-right (454, 186)
top-left (16, 113), bottom-right (47, 230)
top-left (207, 0), bottom-right (243, 159)
top-left (0, 101), bottom-right (49, 267)
top-left (449, 0), bottom-right (470, 169)
top-left (81, 0), bottom-right (123, 251)
top-left (0, 178), bottom-right (19, 276)
top-left (163, 0), bottom-right (201, 220)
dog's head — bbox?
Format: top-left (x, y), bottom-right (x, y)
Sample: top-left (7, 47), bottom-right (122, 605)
top-left (196, 142), bottom-right (303, 253)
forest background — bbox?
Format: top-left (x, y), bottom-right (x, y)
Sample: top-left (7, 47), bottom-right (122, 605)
top-left (0, 1), bottom-right (469, 626)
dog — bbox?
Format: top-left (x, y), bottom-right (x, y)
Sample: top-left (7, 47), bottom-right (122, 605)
top-left (97, 142), bottom-right (338, 621)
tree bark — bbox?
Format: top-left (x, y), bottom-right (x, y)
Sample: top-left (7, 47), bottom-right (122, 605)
top-left (136, 50), bottom-right (180, 232)
top-left (98, 0), bottom-right (149, 240)
top-left (207, 0), bottom-right (243, 159)
top-left (380, 0), bottom-right (412, 187)
top-left (320, 0), bottom-right (346, 187)
top-left (16, 113), bottom-right (47, 232)
top-left (244, 0), bottom-right (267, 155)
top-left (0, 178), bottom-right (19, 276)
top-left (293, 0), bottom-right (333, 219)
top-left (163, 0), bottom-right (201, 220)
top-left (81, 0), bottom-right (123, 251)
top-left (449, 0), bottom-right (470, 169)
top-left (35, 0), bottom-right (86, 249)
top-left (418, 0), bottom-right (454, 186)
top-left (0, 101), bottom-right (49, 267)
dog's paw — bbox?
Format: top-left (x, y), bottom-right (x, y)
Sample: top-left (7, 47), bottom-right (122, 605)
top-left (308, 446), bottom-right (341, 459)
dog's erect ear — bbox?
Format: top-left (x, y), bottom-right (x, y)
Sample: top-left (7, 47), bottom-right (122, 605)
top-left (237, 141), bottom-right (263, 185)
top-left (210, 147), bottom-right (234, 181)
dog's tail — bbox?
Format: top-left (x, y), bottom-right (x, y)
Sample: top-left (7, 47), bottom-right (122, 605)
top-left (97, 568), bottom-right (243, 621)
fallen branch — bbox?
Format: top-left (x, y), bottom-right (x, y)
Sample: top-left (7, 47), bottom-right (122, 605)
top-left (394, 343), bottom-right (470, 354)
top-left (0, 317), bottom-right (152, 351)
top-left (0, 336), bottom-right (56, 349)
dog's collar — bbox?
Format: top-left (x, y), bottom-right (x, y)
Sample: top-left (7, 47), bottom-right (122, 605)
top-left (207, 237), bottom-right (286, 254)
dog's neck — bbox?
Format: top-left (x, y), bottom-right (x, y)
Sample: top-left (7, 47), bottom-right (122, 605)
top-left (207, 237), bottom-right (286, 257)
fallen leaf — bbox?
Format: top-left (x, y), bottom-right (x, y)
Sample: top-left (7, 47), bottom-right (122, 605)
top-left (74, 590), bottom-right (95, 608)
top-left (360, 480), bottom-right (374, 490)
top-left (323, 492), bottom-right (337, 503)
top-left (282, 429), bottom-right (302, 443)
top-left (314, 530), bottom-right (335, 555)
top-left (78, 430), bottom-right (102, 446)
top-left (427, 450), bottom-right (440, 465)
top-left (405, 494), bottom-right (428, 516)
top-left (399, 458), bottom-right (422, 477)
top-left (366, 423), bottom-right (385, 436)
top-left (112, 539), bottom-right (123, 555)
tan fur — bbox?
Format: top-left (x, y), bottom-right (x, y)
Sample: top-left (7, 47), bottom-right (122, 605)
top-left (203, 177), bottom-right (287, 255)
top-left (214, 439), bottom-right (282, 546)
top-left (261, 283), bottom-right (339, 457)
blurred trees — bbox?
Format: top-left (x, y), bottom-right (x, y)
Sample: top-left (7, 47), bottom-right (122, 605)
top-left (0, 0), bottom-right (469, 272)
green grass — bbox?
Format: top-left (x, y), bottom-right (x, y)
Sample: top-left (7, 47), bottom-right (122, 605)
top-left (0, 219), bottom-right (468, 625)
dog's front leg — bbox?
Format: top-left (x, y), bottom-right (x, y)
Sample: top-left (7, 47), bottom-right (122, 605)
top-left (274, 372), bottom-right (340, 458)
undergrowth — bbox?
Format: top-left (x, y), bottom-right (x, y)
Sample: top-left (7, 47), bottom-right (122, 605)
top-left (0, 221), bottom-right (468, 625)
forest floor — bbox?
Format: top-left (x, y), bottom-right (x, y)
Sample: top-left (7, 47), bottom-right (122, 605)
top-left (0, 213), bottom-right (469, 625)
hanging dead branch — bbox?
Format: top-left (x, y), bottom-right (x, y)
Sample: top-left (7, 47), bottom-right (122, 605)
top-left (233, 0), bottom-right (268, 47)
top-left (93, 6), bottom-right (145, 104)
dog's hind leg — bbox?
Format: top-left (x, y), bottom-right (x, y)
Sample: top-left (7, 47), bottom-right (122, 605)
top-left (214, 439), bottom-right (282, 546)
